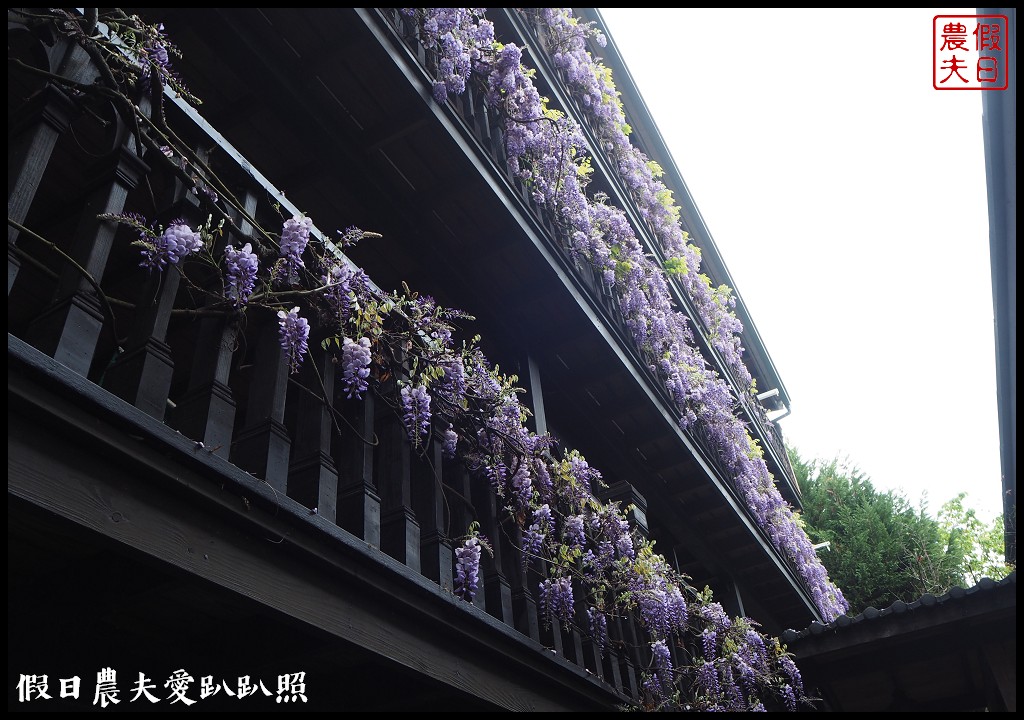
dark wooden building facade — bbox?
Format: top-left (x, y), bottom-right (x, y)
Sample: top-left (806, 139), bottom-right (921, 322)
top-left (9, 8), bottom-right (826, 710)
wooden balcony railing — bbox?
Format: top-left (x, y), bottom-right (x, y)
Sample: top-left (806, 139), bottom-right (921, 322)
top-left (6, 14), bottom-right (644, 703)
top-left (509, 10), bottom-right (800, 494)
top-left (378, 8), bottom-right (800, 513)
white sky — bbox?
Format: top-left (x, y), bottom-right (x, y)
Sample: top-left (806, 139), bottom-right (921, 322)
top-left (599, 8), bottom-right (1003, 522)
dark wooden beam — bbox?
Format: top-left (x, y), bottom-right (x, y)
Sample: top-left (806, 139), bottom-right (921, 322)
top-left (8, 335), bottom-right (627, 711)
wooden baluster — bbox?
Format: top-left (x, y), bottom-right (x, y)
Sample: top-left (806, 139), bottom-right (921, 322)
top-left (171, 185), bottom-right (253, 458)
top-left (602, 481), bottom-right (649, 539)
top-left (667, 636), bottom-right (682, 692)
top-left (536, 560), bottom-right (564, 656)
top-left (8, 85), bottom-right (77, 295)
top-left (490, 124), bottom-right (509, 177)
top-left (413, 431), bottom-right (452, 589)
top-left (287, 343), bottom-right (339, 522)
top-left (619, 613), bottom-right (642, 700)
top-left (8, 31), bottom-right (91, 290)
top-left (334, 392), bottom-right (381, 547)
top-left (502, 524), bottom-right (540, 642)
top-left (469, 470), bottom-right (513, 624)
top-left (637, 624), bottom-right (654, 694)
top-left (27, 141), bottom-right (149, 376)
top-left (602, 622), bottom-right (625, 695)
top-left (575, 597), bottom-right (604, 679)
top-left (474, 91), bottom-right (491, 144)
top-left (173, 313), bottom-right (239, 459)
top-left (376, 405), bottom-right (420, 572)
top-left (562, 592), bottom-right (586, 669)
top-left (102, 187), bottom-right (203, 420)
top-left (101, 257), bottom-right (180, 420)
top-left (230, 313), bottom-right (292, 492)
top-left (459, 82), bottom-right (477, 129)
top-left (603, 476), bottom-right (650, 689)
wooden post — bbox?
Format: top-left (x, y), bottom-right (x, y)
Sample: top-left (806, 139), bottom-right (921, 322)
top-left (101, 190), bottom-right (201, 421)
top-left (561, 594), bottom-right (586, 669)
top-left (618, 614), bottom-right (641, 699)
top-left (334, 392), bottom-right (381, 547)
top-left (600, 481), bottom-right (649, 539)
top-left (287, 344), bottom-right (339, 523)
top-left (231, 314), bottom-right (292, 491)
top-left (28, 146), bottom-right (149, 376)
top-left (603, 639), bottom-right (625, 696)
top-left (171, 185), bottom-right (254, 455)
top-left (376, 406), bottom-right (420, 572)
top-left (470, 470), bottom-right (513, 625)
top-left (172, 313), bottom-right (239, 460)
top-left (101, 264), bottom-right (179, 420)
top-left (8, 85), bottom-right (77, 295)
top-left (536, 560), bottom-right (564, 656)
top-left (576, 598), bottom-right (604, 679)
top-left (413, 433), bottom-right (453, 591)
top-left (503, 523), bottom-right (540, 642)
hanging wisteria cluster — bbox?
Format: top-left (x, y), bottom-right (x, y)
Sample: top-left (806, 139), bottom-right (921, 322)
top-left (33, 7), bottom-right (841, 712)
top-left (400, 7), bottom-right (848, 628)
top-left (137, 221), bottom-right (202, 271)
top-left (341, 337), bottom-right (373, 399)
top-left (224, 242), bottom-right (259, 306)
top-left (536, 8), bottom-right (749, 384)
top-left (277, 306), bottom-right (311, 375)
top-left (108, 197), bottom-right (816, 709)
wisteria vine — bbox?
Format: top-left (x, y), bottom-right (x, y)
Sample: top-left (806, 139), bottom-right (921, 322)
top-left (403, 7), bottom-right (847, 625)
top-left (10, 7), bottom-right (840, 712)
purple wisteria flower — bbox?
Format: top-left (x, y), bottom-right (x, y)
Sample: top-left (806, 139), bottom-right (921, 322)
top-left (651, 638), bottom-right (672, 677)
top-left (400, 383), bottom-right (432, 447)
top-left (515, 9), bottom-right (848, 619)
top-left (696, 660), bottom-right (721, 699)
top-left (277, 306), bottom-right (309, 374)
top-left (442, 425), bottom-right (459, 458)
top-left (563, 514), bottom-right (586, 549)
top-left (412, 8), bottom-right (847, 619)
top-left (370, 12), bottom-right (831, 709)
top-left (279, 214), bottom-right (312, 283)
top-left (223, 242), bottom-right (258, 306)
top-left (642, 639), bottom-right (675, 706)
top-left (700, 602), bottom-right (733, 631)
top-left (522, 525), bottom-right (544, 563)
top-left (340, 336), bottom-right (371, 399)
top-left (530, 454), bottom-right (554, 502)
top-left (781, 684), bottom-right (797, 712)
top-left (642, 674), bottom-right (667, 706)
top-left (138, 22), bottom-right (174, 91)
top-left (522, 503), bottom-right (552, 564)
top-left (587, 606), bottom-right (608, 652)
top-left (779, 654), bottom-right (803, 696)
top-left (510, 464), bottom-right (533, 510)
top-left (139, 223), bottom-right (202, 271)
top-left (481, 457), bottom-right (507, 495)
top-left (435, 357), bottom-right (467, 407)
top-left (322, 260), bottom-right (355, 325)
top-left (141, 41), bottom-right (169, 84)
top-left (539, 576), bottom-right (574, 627)
top-left (581, 540), bottom-right (616, 579)
top-left (721, 664), bottom-right (745, 710)
top-left (665, 585), bottom-right (688, 634)
top-left (702, 628), bottom-right (718, 659)
top-left (454, 536), bottom-right (481, 601)
top-left (639, 590), bottom-right (671, 640)
top-left (336, 225), bottom-right (365, 248)
top-left (414, 8), bottom-right (494, 103)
